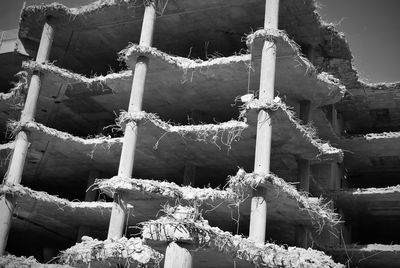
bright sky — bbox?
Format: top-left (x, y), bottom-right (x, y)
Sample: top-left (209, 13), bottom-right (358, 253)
top-left (1, 0), bottom-right (399, 83)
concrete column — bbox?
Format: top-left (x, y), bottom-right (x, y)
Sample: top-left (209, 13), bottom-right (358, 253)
top-left (0, 19), bottom-right (54, 255)
top-left (164, 242), bottom-right (192, 268)
top-left (77, 171), bottom-right (99, 241)
top-left (298, 158), bottom-right (310, 192)
top-left (163, 168), bottom-right (194, 268)
top-left (295, 225), bottom-right (309, 248)
top-left (311, 162), bottom-right (342, 247)
top-left (107, 2), bottom-right (156, 240)
top-left (43, 247), bottom-right (57, 263)
top-left (183, 162), bottom-right (196, 186)
top-left (299, 100), bottom-right (311, 124)
top-left (249, 0), bottom-right (280, 244)
top-left (296, 157), bottom-right (310, 248)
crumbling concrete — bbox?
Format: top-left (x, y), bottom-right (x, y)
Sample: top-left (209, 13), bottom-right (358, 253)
top-left (0, 104), bottom-right (342, 197)
top-left (141, 206), bottom-right (344, 268)
top-left (60, 236), bottom-right (163, 268)
top-left (328, 244), bottom-right (400, 268)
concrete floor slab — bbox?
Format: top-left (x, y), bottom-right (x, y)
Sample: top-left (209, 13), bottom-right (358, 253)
top-left (0, 255), bottom-right (73, 268)
top-left (18, 0), bottom-right (350, 78)
top-left (328, 186), bottom-right (400, 219)
top-left (339, 132), bottom-right (400, 175)
top-left (60, 237), bottom-right (163, 268)
top-left (2, 174), bottom-right (334, 254)
top-left (142, 213), bottom-right (344, 268)
top-left (22, 36), bottom-right (344, 136)
top-left (337, 82), bottom-right (400, 135)
top-left (97, 171), bottom-right (338, 232)
top-left (328, 244), bottom-right (400, 268)
top-left (0, 184), bottom-right (113, 241)
top-left (1, 104), bottom-right (342, 197)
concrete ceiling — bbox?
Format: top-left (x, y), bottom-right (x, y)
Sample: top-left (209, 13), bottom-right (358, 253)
top-left (18, 0), bottom-right (350, 78)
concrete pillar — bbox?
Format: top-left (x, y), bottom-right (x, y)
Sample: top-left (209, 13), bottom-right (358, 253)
top-left (163, 168), bottom-right (194, 268)
top-left (298, 158), bottom-right (310, 192)
top-left (0, 19), bottom-right (54, 255)
top-left (42, 247), bottom-right (57, 263)
top-left (249, 0), bottom-right (280, 244)
top-left (107, 2), bottom-right (156, 240)
top-left (299, 100), bottom-right (311, 124)
top-left (183, 162), bottom-right (196, 186)
top-left (296, 157), bottom-right (310, 248)
top-left (77, 171), bottom-right (99, 241)
top-left (164, 242), bottom-right (192, 268)
top-left (311, 162), bottom-right (343, 247)
top-left (295, 226), bottom-right (309, 248)
top-left (327, 105), bottom-right (342, 135)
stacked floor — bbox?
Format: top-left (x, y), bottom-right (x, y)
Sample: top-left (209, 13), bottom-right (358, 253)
top-left (0, 0), bottom-right (399, 267)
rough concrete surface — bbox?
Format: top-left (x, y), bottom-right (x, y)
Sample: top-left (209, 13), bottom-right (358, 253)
top-left (60, 236), bottom-right (163, 268)
top-left (0, 255), bottom-right (73, 268)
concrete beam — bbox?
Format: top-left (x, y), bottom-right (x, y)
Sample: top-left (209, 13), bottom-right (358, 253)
top-left (77, 171), bottom-right (99, 241)
top-left (0, 19), bottom-right (54, 255)
top-left (183, 162), bottom-right (196, 186)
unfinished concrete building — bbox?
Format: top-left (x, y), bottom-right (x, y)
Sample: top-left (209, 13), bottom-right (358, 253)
top-left (0, 0), bottom-right (399, 267)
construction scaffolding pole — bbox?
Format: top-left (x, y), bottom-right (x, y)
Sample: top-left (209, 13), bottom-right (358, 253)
top-left (0, 19), bottom-right (54, 255)
top-left (107, 2), bottom-right (156, 240)
top-left (249, 0), bottom-right (280, 243)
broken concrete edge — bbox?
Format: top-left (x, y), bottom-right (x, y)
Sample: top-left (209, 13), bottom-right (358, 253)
top-left (326, 243), bottom-right (400, 263)
top-left (96, 175), bottom-right (237, 203)
top-left (330, 185), bottom-right (400, 197)
top-left (228, 169), bottom-right (340, 228)
top-left (0, 71), bottom-right (27, 103)
top-left (7, 120), bottom-right (123, 146)
top-left (339, 130), bottom-right (400, 142)
top-left (120, 42), bottom-right (346, 105)
top-left (117, 110), bottom-right (246, 147)
top-left (19, 0), bottom-right (163, 38)
top-left (241, 96), bottom-right (344, 162)
top-left (0, 183), bottom-right (113, 210)
top-left (120, 43), bottom-right (251, 69)
top-left (245, 28), bottom-right (346, 97)
top-left (336, 243), bottom-right (400, 252)
top-left (140, 212), bottom-right (344, 268)
top-left (364, 131), bottom-right (400, 140)
top-left (59, 236), bottom-right (163, 267)
top-left (358, 79), bottom-right (400, 91)
top-left (22, 60), bottom-right (132, 87)
top-left (95, 168), bottom-right (339, 228)
top-left (0, 254), bottom-right (74, 268)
